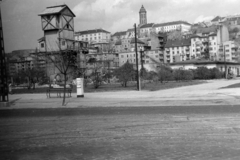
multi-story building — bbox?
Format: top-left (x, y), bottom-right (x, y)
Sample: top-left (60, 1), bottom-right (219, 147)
top-left (118, 49), bottom-right (163, 72)
top-left (75, 29), bottom-right (111, 45)
top-left (218, 41), bottom-right (239, 62)
top-left (190, 25), bottom-right (229, 61)
top-left (139, 23), bottom-right (154, 38)
top-left (164, 38), bottom-right (191, 63)
top-left (153, 21), bottom-right (192, 33)
top-left (111, 31), bottom-right (127, 42)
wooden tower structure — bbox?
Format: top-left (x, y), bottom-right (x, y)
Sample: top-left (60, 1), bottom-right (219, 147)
top-left (38, 5), bottom-right (76, 52)
top-left (0, 2), bottom-right (8, 102)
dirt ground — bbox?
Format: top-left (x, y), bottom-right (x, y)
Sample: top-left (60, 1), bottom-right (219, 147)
top-left (1, 107), bottom-right (240, 160)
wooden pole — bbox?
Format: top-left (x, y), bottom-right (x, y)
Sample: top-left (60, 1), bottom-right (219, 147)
top-left (134, 23), bottom-right (141, 91)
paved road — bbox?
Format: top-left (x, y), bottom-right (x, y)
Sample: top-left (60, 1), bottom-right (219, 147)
top-left (1, 106), bottom-right (240, 160)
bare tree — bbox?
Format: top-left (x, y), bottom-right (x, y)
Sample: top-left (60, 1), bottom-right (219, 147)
top-left (44, 48), bottom-right (77, 106)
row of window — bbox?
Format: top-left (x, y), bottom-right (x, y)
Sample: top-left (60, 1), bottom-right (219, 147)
top-left (192, 37), bottom-right (215, 42)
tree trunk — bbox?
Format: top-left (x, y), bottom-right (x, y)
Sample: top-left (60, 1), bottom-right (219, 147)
top-left (62, 74), bottom-right (67, 106)
top-left (28, 77), bottom-right (31, 90)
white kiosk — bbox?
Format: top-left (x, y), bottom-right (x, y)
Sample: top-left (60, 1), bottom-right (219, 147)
top-left (76, 78), bottom-right (84, 97)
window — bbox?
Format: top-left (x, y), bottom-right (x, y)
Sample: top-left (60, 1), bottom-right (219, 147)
top-left (41, 43), bottom-right (44, 48)
top-left (66, 24), bottom-right (69, 29)
top-left (121, 55), bottom-right (124, 58)
top-left (62, 41), bottom-right (65, 46)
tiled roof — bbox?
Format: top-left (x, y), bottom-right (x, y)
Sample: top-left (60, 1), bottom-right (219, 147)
top-left (38, 37), bottom-right (45, 42)
top-left (112, 31), bottom-right (126, 36)
top-left (154, 21), bottom-right (192, 27)
top-left (130, 38), bottom-right (145, 44)
top-left (171, 59), bottom-right (240, 65)
top-left (127, 28), bottom-right (135, 32)
top-left (38, 5), bottom-right (75, 17)
top-left (75, 29), bottom-right (110, 35)
top-left (211, 16), bottom-right (222, 22)
top-left (196, 26), bottom-right (217, 34)
top-left (140, 23), bottom-right (154, 29)
top-left (189, 34), bottom-right (202, 39)
top-left (165, 38), bottom-right (191, 48)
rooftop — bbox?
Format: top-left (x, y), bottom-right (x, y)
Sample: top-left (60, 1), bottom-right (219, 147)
top-left (165, 38), bottom-right (191, 48)
top-left (112, 31), bottom-right (127, 37)
top-left (38, 4), bottom-right (75, 17)
top-left (154, 21), bottom-right (192, 27)
top-left (140, 23), bottom-right (154, 29)
top-left (75, 29), bottom-right (110, 35)
top-left (130, 38), bottom-right (145, 44)
top-left (171, 59), bottom-right (240, 65)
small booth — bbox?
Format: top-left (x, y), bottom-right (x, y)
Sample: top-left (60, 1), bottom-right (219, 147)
top-left (76, 78), bottom-right (84, 97)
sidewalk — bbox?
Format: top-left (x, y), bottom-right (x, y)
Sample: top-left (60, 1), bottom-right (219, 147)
top-left (2, 79), bottom-right (240, 109)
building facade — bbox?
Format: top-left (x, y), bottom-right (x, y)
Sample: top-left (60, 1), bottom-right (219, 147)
top-left (75, 29), bottom-right (111, 45)
top-left (153, 21), bottom-right (192, 33)
top-left (165, 39), bottom-right (191, 63)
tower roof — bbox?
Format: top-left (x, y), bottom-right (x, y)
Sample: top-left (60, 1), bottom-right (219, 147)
top-left (139, 5), bottom-right (146, 13)
top-left (38, 4), bottom-right (76, 17)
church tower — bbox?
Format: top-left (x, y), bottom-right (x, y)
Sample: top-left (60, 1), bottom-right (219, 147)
top-left (139, 5), bottom-right (147, 26)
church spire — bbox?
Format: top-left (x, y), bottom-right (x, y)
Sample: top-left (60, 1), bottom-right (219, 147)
top-left (139, 5), bottom-right (147, 26)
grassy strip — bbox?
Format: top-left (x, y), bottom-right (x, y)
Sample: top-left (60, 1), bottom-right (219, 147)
top-left (221, 83), bottom-right (240, 89)
top-left (12, 80), bottom-right (205, 94)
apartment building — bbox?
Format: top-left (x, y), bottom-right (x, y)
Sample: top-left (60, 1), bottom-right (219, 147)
top-left (118, 49), bottom-right (163, 72)
top-left (218, 41), bottom-right (239, 62)
top-left (165, 39), bottom-right (191, 63)
top-left (111, 31), bottom-right (127, 42)
top-left (75, 29), bottom-right (111, 44)
top-left (153, 21), bottom-right (192, 33)
top-left (139, 23), bottom-right (154, 38)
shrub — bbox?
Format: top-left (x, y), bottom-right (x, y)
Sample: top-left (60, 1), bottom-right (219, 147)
top-left (209, 68), bottom-right (224, 79)
top-left (182, 70), bottom-right (194, 81)
top-left (157, 65), bottom-right (173, 83)
top-left (173, 69), bottom-right (194, 81)
top-left (194, 67), bottom-right (210, 80)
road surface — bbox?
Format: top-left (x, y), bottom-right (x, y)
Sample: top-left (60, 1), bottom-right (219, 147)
top-left (1, 106), bottom-right (240, 160)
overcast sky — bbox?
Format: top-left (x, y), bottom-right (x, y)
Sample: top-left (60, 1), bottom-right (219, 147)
top-left (2, 0), bottom-right (240, 53)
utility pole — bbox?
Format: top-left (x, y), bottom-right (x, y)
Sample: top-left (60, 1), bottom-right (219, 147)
top-left (224, 45), bottom-right (227, 79)
top-left (134, 23), bottom-right (141, 91)
top-left (140, 49), bottom-right (144, 76)
top-left (0, 0), bottom-right (9, 103)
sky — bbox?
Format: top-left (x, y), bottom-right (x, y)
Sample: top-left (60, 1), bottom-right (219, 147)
top-left (2, 0), bottom-right (240, 53)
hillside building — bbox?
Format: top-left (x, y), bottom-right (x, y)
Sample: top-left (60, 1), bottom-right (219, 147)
top-left (153, 21), bottom-right (192, 33)
top-left (75, 28), bottom-right (111, 45)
